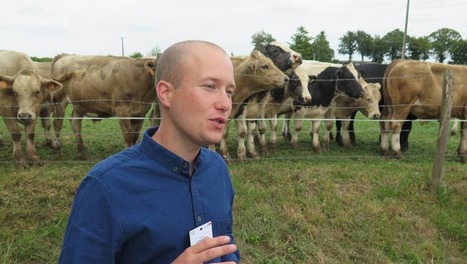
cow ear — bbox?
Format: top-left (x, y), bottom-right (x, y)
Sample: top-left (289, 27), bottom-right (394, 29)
top-left (146, 61), bottom-right (157, 76)
top-left (0, 75), bottom-right (14, 89)
top-left (42, 79), bottom-right (63, 92)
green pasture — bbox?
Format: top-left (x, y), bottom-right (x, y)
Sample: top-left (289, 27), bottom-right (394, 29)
top-left (0, 109), bottom-right (465, 263)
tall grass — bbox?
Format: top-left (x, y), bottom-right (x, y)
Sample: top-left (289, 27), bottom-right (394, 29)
top-left (0, 110), bottom-right (465, 263)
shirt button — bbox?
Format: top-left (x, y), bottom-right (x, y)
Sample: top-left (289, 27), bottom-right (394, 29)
top-left (197, 216), bottom-right (202, 222)
top-left (182, 162), bottom-right (188, 168)
top-left (172, 167), bottom-right (178, 172)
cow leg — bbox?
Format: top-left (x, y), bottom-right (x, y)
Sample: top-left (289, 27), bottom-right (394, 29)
top-left (70, 109), bottom-right (88, 159)
top-left (39, 113), bottom-right (53, 147)
top-left (311, 120), bottom-right (322, 153)
top-left (25, 120), bottom-right (41, 165)
top-left (341, 119), bottom-right (352, 148)
top-left (236, 117), bottom-right (248, 163)
top-left (348, 111), bottom-right (357, 144)
top-left (219, 122), bottom-right (232, 164)
top-left (3, 118), bottom-right (28, 168)
top-left (322, 114), bottom-right (334, 151)
top-left (458, 120), bottom-right (466, 163)
top-left (257, 119), bottom-right (268, 155)
top-left (246, 121), bottom-right (259, 159)
top-left (117, 118), bottom-right (135, 148)
top-left (130, 118), bottom-right (144, 145)
top-left (380, 120), bottom-right (391, 156)
top-left (335, 119), bottom-right (344, 146)
top-left (268, 115), bottom-right (278, 153)
top-left (282, 112), bottom-right (292, 141)
top-left (390, 121), bottom-right (403, 159)
top-left (400, 120), bottom-right (412, 152)
top-left (0, 133), bottom-right (4, 147)
top-left (50, 100), bottom-right (69, 156)
top-left (291, 113), bottom-right (303, 148)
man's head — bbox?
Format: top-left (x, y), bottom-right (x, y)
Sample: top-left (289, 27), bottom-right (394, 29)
top-left (154, 40), bottom-right (236, 147)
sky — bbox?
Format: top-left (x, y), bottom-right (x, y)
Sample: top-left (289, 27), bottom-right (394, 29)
top-left (2, 0), bottom-right (466, 60)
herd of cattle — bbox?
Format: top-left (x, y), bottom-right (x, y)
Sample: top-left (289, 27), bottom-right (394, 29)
top-left (0, 42), bottom-right (465, 168)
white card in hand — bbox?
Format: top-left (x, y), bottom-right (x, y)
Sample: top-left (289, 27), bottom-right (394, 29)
top-left (189, 221), bottom-right (213, 246)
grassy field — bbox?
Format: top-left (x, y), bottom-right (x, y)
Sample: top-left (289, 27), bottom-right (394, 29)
top-left (0, 110), bottom-right (465, 263)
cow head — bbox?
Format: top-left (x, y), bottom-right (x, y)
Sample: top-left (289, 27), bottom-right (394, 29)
top-left (360, 82), bottom-right (382, 119)
top-left (334, 62), bottom-right (365, 99)
top-left (262, 42), bottom-right (302, 72)
top-left (244, 50), bottom-right (289, 89)
top-left (0, 69), bottom-right (63, 124)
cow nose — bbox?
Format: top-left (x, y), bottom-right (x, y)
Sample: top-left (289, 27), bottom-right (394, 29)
top-left (284, 76), bottom-right (290, 82)
top-left (17, 112), bottom-right (34, 124)
top-left (373, 113), bottom-right (381, 120)
top-left (294, 54), bottom-right (303, 63)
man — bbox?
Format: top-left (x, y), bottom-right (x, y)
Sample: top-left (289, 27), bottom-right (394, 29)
top-left (59, 40), bottom-right (240, 263)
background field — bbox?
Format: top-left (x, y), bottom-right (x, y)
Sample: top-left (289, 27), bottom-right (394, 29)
top-left (0, 109), bottom-right (465, 263)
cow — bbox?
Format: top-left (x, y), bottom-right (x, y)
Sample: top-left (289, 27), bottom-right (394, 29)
top-left (283, 62), bottom-right (365, 152)
top-left (0, 50), bottom-right (63, 168)
top-left (51, 54), bottom-right (157, 158)
top-left (216, 50), bottom-right (289, 163)
top-left (234, 68), bottom-right (310, 161)
top-left (337, 63), bottom-right (417, 150)
top-left (322, 78), bottom-right (382, 149)
top-left (380, 59), bottom-right (467, 163)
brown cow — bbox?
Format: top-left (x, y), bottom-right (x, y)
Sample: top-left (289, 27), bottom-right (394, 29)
top-left (0, 50), bottom-right (63, 168)
top-left (380, 59), bottom-right (467, 162)
top-left (323, 79), bottom-right (381, 149)
top-left (51, 54), bottom-right (157, 158)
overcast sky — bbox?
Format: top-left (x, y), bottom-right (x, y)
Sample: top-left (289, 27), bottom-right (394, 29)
top-left (2, 0), bottom-right (466, 60)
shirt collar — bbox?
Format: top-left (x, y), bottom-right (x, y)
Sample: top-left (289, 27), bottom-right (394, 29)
top-left (140, 127), bottom-right (202, 177)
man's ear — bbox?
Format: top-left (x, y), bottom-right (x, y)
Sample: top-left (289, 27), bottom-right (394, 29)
top-left (156, 81), bottom-right (174, 108)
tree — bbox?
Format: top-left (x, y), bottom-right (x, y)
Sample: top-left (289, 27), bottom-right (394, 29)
top-left (355, 30), bottom-right (373, 61)
top-left (369, 35), bottom-right (386, 63)
top-left (407, 36), bottom-right (431, 60)
top-left (338, 31), bottom-right (358, 61)
top-left (311, 31), bottom-right (334, 62)
top-left (288, 26), bottom-right (314, 59)
top-left (251, 30), bottom-right (276, 51)
top-left (450, 39), bottom-right (467, 64)
top-left (30, 56), bottom-right (52, 62)
top-left (147, 45), bottom-right (162, 57)
top-left (429, 28), bottom-right (463, 63)
top-left (129, 52), bottom-right (143, 58)
top-left (382, 29), bottom-right (405, 61)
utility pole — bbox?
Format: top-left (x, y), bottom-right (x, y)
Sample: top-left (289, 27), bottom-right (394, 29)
top-left (401, 0), bottom-right (410, 59)
top-left (121, 37), bottom-right (125, 56)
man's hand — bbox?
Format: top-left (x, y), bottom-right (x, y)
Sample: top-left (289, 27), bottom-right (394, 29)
top-left (172, 236), bottom-right (237, 264)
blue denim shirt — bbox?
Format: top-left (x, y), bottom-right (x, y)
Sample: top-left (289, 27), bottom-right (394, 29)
top-left (59, 127), bottom-right (239, 263)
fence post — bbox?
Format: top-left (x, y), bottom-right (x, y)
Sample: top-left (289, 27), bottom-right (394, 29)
top-left (431, 69), bottom-right (453, 193)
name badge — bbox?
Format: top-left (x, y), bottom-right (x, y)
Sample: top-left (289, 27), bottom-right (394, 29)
top-left (189, 221), bottom-right (213, 246)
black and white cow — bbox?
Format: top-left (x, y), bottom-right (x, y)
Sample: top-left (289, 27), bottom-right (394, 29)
top-left (283, 62), bottom-right (365, 152)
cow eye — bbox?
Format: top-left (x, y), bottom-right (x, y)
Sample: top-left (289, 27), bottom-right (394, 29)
top-left (34, 91), bottom-right (41, 97)
top-left (260, 65), bottom-right (269, 70)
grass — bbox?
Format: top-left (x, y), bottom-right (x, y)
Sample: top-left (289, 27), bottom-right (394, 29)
top-left (0, 110), bottom-right (465, 263)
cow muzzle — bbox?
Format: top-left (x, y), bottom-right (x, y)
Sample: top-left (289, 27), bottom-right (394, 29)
top-left (17, 112), bottom-right (36, 125)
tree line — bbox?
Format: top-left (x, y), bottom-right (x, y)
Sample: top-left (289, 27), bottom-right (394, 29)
top-left (251, 26), bottom-right (467, 64)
